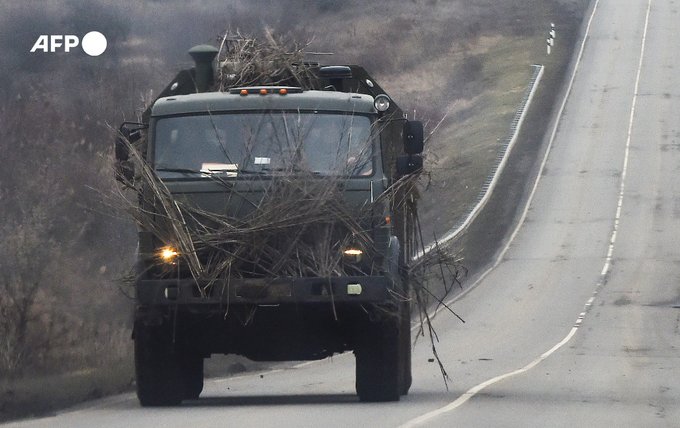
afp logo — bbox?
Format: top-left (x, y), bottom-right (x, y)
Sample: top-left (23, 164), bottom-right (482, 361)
top-left (30, 31), bottom-right (107, 57)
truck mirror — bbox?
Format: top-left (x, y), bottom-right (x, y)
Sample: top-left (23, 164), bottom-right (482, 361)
top-left (115, 122), bottom-right (145, 184)
top-left (403, 120), bottom-right (424, 154)
top-left (396, 154), bottom-right (423, 176)
top-left (115, 159), bottom-right (135, 183)
top-left (114, 134), bottom-right (130, 162)
top-left (114, 135), bottom-right (133, 183)
top-left (115, 123), bottom-right (144, 161)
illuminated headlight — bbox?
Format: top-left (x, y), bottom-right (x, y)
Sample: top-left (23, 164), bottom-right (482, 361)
top-left (157, 246), bottom-right (179, 263)
top-left (374, 94), bottom-right (391, 112)
top-left (343, 248), bottom-right (363, 263)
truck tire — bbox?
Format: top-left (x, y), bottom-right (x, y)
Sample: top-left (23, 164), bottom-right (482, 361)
top-left (134, 322), bottom-right (184, 406)
top-left (394, 251), bottom-right (412, 396)
top-left (399, 302), bottom-right (412, 396)
top-left (355, 317), bottom-right (401, 402)
top-left (182, 355), bottom-right (204, 400)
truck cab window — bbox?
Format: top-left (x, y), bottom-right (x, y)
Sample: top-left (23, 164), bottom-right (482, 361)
top-left (153, 112), bottom-right (374, 177)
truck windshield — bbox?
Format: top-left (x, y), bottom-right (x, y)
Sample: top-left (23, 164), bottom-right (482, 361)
top-left (153, 112), bottom-right (374, 177)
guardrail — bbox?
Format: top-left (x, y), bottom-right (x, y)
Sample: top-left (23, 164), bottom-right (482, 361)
top-left (419, 64), bottom-right (544, 257)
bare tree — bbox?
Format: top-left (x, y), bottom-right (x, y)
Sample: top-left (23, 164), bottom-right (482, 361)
top-left (0, 208), bottom-right (57, 376)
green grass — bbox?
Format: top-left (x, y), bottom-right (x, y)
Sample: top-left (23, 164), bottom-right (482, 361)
top-left (417, 11), bottom-right (584, 240)
top-left (418, 36), bottom-right (538, 238)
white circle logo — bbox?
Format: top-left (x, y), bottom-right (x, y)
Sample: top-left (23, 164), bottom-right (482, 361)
top-left (81, 31), bottom-right (107, 56)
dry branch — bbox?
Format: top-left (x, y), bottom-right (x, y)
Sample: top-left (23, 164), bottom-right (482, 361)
top-left (216, 29), bottom-right (318, 90)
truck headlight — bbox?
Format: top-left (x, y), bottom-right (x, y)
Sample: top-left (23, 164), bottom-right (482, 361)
top-left (374, 94), bottom-right (391, 112)
top-left (157, 246), bottom-right (179, 264)
top-left (343, 247), bottom-right (363, 263)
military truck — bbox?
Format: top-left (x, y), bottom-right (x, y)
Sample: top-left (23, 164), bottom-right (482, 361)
top-left (115, 44), bottom-right (424, 406)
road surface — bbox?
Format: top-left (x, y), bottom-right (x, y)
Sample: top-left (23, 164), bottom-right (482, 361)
top-left (4, 0), bottom-right (680, 426)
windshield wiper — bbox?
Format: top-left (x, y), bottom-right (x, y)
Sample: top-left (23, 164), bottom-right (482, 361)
top-left (156, 167), bottom-right (202, 175)
top-left (260, 166), bottom-right (322, 175)
top-left (156, 167), bottom-right (268, 176)
top-left (237, 169), bottom-right (268, 175)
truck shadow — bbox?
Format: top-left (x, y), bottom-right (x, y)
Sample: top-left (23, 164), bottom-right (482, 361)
top-left (184, 394), bottom-right (358, 406)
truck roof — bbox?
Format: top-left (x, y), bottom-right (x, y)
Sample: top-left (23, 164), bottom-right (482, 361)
top-left (151, 89), bottom-right (377, 117)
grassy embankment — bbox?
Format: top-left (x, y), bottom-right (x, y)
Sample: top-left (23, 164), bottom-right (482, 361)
top-left (414, 6), bottom-right (587, 240)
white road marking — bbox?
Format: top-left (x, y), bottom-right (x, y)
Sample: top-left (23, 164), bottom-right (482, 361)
top-left (400, 0), bottom-right (653, 425)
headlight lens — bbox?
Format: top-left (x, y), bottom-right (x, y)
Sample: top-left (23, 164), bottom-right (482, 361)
top-left (374, 94), bottom-right (391, 112)
top-left (157, 246), bottom-right (179, 263)
top-left (343, 247), bottom-right (363, 263)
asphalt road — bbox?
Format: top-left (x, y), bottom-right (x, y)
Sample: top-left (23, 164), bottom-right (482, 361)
top-left (5, 0), bottom-right (680, 426)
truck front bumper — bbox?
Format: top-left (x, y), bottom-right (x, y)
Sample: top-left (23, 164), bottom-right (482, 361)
top-left (137, 276), bottom-right (393, 306)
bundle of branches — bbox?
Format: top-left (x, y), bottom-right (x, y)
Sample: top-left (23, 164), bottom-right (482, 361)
top-left (115, 129), bottom-right (383, 291)
top-left (215, 29), bottom-right (318, 90)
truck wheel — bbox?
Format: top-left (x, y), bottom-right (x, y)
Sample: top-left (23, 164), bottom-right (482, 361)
top-left (182, 355), bottom-right (204, 400)
top-left (134, 322), bottom-right (184, 406)
top-left (355, 318), bottom-right (401, 402)
top-left (399, 302), bottom-right (412, 396)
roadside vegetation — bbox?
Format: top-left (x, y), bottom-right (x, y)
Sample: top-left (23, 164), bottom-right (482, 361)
top-left (0, 0), bottom-right (587, 420)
